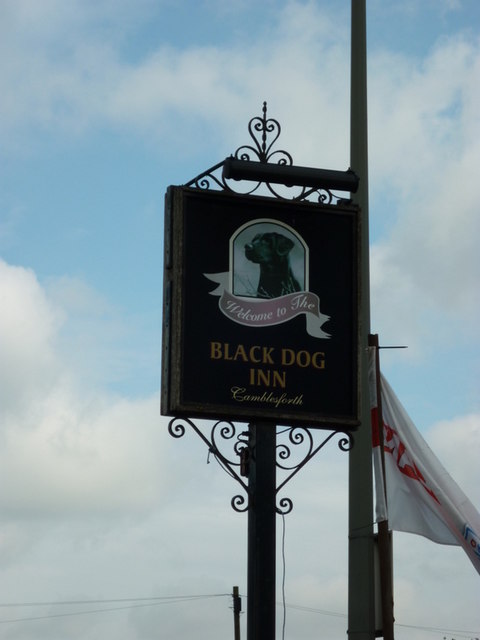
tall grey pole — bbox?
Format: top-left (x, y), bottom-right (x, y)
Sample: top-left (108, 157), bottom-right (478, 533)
top-left (348, 1), bottom-right (376, 639)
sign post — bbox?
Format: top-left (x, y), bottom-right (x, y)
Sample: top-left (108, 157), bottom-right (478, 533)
top-left (246, 423), bottom-right (276, 640)
top-left (162, 103), bottom-right (360, 640)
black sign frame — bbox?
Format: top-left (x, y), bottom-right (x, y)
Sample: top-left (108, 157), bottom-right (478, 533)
top-left (162, 186), bottom-right (361, 430)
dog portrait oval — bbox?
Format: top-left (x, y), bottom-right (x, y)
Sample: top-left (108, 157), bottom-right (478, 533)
top-left (231, 219), bottom-right (307, 299)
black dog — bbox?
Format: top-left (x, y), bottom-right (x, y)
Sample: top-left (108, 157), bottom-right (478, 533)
top-left (244, 232), bottom-right (301, 298)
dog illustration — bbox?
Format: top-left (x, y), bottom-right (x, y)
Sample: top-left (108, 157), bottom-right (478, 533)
top-left (244, 232), bottom-right (301, 298)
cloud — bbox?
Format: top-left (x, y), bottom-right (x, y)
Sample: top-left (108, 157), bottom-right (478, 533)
top-left (0, 255), bottom-right (352, 633)
top-left (0, 259), bottom-right (170, 520)
top-left (0, 258), bottom-right (478, 638)
top-left (0, 4), bottom-right (478, 638)
top-left (0, 393), bottom-right (168, 517)
top-left (2, 1), bottom-right (478, 338)
top-left (0, 259), bottom-right (62, 412)
top-left (428, 412), bottom-right (480, 497)
top-left (369, 34), bottom-right (480, 186)
top-left (368, 34), bottom-right (480, 354)
top-left (43, 275), bottom-right (154, 393)
top-left (0, 1), bottom-right (351, 164)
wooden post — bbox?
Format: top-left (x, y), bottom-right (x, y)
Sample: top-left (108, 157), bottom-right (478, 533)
top-left (370, 334), bottom-right (395, 640)
top-left (232, 585), bottom-right (242, 640)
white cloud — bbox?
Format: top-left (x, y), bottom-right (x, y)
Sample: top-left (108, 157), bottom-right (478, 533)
top-left (0, 260), bottom-right (62, 412)
top-left (0, 259), bottom-right (170, 520)
top-left (0, 4), bottom-right (479, 638)
top-left (0, 392), bottom-right (168, 517)
top-left (368, 34), bottom-right (480, 356)
top-left (0, 1), bottom-right (351, 165)
top-left (0, 255), bottom-right (478, 637)
top-left (3, 0), bottom-right (479, 336)
top-left (428, 412), bottom-right (480, 498)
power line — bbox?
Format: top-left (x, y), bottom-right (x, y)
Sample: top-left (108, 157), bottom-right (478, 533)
top-left (395, 621), bottom-right (479, 639)
top-left (0, 593), bottom-right (228, 608)
top-left (279, 602), bottom-right (478, 638)
top-left (281, 601), bottom-right (347, 619)
top-left (0, 593), bottom-right (477, 638)
top-left (0, 594), bottom-right (230, 625)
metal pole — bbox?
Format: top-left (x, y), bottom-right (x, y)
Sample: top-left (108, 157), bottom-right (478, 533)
top-left (247, 422), bottom-right (276, 640)
top-left (370, 334), bottom-right (395, 640)
top-left (349, 0), bottom-right (376, 638)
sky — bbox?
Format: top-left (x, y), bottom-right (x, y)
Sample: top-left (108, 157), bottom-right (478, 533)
top-left (0, 0), bottom-right (479, 639)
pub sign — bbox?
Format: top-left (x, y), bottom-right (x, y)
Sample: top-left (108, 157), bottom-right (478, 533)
top-left (162, 186), bottom-right (360, 429)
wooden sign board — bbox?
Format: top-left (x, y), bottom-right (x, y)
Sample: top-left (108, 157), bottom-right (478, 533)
top-left (162, 186), bottom-right (360, 430)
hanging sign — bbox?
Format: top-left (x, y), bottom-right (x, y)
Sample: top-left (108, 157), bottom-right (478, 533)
top-left (161, 186), bottom-right (360, 429)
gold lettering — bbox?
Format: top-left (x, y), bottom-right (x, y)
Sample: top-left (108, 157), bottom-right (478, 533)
top-left (257, 369), bottom-right (271, 386)
top-left (249, 346), bottom-right (261, 363)
top-left (296, 350), bottom-right (310, 367)
top-left (281, 348), bottom-right (295, 366)
top-left (272, 370), bottom-right (287, 388)
top-left (281, 348), bottom-right (325, 369)
top-left (210, 342), bottom-right (222, 359)
top-left (234, 344), bottom-right (248, 362)
top-left (249, 368), bottom-right (286, 388)
top-left (211, 343), bottom-right (325, 370)
top-left (262, 347), bottom-right (275, 364)
top-left (312, 352), bottom-right (325, 369)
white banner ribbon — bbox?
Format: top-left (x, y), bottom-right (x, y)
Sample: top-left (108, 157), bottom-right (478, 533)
top-left (204, 272), bottom-right (330, 339)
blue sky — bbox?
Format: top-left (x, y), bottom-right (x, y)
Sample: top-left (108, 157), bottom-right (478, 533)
top-left (0, 1), bottom-right (479, 639)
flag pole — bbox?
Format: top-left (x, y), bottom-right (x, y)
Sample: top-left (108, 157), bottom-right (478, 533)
top-left (369, 334), bottom-right (395, 640)
top-left (348, 1), bottom-right (376, 638)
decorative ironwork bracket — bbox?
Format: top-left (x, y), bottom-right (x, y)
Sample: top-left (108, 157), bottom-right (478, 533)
top-left (168, 417), bottom-right (353, 514)
top-left (169, 103), bottom-right (355, 513)
top-left (185, 102), bottom-right (357, 204)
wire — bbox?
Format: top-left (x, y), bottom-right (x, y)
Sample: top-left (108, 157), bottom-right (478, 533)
top-left (211, 451), bottom-right (239, 482)
top-left (0, 594), bottom-right (230, 625)
top-left (282, 602), bottom-right (347, 618)
top-left (281, 512), bottom-right (287, 640)
top-left (0, 594), bottom-right (229, 608)
top-left (280, 602), bottom-right (479, 638)
top-left (1, 592), bottom-right (478, 638)
top-left (395, 622), bottom-right (479, 638)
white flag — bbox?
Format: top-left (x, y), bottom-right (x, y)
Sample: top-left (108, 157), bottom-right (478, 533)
top-left (369, 349), bottom-right (480, 575)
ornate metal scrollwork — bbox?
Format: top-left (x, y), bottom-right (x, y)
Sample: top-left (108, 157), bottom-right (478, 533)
top-left (168, 417), bottom-right (352, 514)
top-left (231, 493), bottom-right (249, 513)
top-left (274, 427), bottom-right (353, 514)
top-left (234, 102), bottom-right (292, 166)
top-left (186, 159), bottom-right (227, 193)
top-left (168, 417), bottom-right (249, 511)
top-left (277, 496), bottom-right (294, 515)
top-left (185, 102), bottom-right (339, 204)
